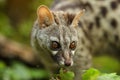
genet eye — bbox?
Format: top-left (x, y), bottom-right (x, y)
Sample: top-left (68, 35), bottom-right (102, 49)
top-left (69, 41), bottom-right (76, 50)
top-left (50, 41), bottom-right (61, 50)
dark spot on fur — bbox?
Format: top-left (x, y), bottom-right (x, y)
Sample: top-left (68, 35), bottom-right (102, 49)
top-left (110, 18), bottom-right (118, 28)
top-left (88, 22), bottom-right (94, 30)
top-left (87, 46), bottom-right (92, 52)
top-left (58, 3), bottom-right (82, 11)
top-left (99, 38), bottom-right (102, 42)
top-left (100, 6), bottom-right (108, 17)
top-left (84, 2), bottom-right (93, 12)
top-left (114, 35), bottom-right (119, 42)
top-left (117, 0), bottom-right (120, 3)
top-left (81, 38), bottom-right (85, 44)
top-left (103, 31), bottom-right (108, 39)
top-left (98, 38), bottom-right (102, 42)
top-left (36, 23), bottom-right (38, 27)
top-left (78, 21), bottom-right (83, 27)
top-left (110, 1), bottom-right (118, 10)
top-left (80, 48), bottom-right (84, 51)
top-left (95, 16), bottom-right (101, 28)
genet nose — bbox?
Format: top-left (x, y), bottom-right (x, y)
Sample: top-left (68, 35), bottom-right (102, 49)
top-left (64, 61), bottom-right (71, 66)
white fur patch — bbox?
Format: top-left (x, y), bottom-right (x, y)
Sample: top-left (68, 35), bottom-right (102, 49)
top-left (52, 51), bottom-right (58, 55)
top-left (50, 36), bottom-right (59, 42)
top-left (59, 61), bottom-right (64, 65)
top-left (71, 60), bottom-right (73, 66)
top-left (71, 51), bottom-right (75, 55)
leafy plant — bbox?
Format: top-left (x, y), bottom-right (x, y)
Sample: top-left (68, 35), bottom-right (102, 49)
top-left (82, 68), bottom-right (100, 80)
top-left (51, 68), bottom-right (120, 80)
top-left (0, 61), bottom-right (48, 80)
top-left (82, 68), bottom-right (120, 80)
top-left (50, 68), bottom-right (75, 80)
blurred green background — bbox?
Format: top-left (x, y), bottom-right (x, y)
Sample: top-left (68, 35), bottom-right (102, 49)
top-left (0, 0), bottom-right (120, 80)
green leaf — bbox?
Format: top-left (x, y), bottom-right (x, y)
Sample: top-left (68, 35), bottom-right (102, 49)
top-left (54, 68), bottom-right (75, 80)
top-left (11, 62), bottom-right (31, 80)
top-left (98, 73), bottom-right (120, 80)
top-left (82, 68), bottom-right (100, 80)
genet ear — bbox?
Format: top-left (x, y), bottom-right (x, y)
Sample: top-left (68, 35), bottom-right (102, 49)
top-left (71, 9), bottom-right (85, 27)
top-left (37, 5), bottom-right (54, 28)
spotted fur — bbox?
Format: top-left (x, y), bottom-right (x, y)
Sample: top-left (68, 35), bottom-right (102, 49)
top-left (52, 0), bottom-right (120, 57)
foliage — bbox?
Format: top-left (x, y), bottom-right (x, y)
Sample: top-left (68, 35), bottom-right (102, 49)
top-left (0, 13), bottom-right (14, 37)
top-left (0, 61), bottom-right (48, 80)
top-left (82, 68), bottom-right (120, 80)
top-left (82, 68), bottom-right (100, 80)
top-left (98, 73), bottom-right (120, 80)
top-left (51, 68), bottom-right (120, 80)
top-left (1, 60), bottom-right (120, 80)
top-left (50, 68), bottom-right (75, 80)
